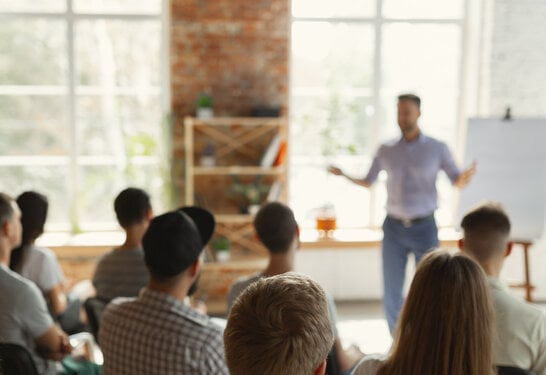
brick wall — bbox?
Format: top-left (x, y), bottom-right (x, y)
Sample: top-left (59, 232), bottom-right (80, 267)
top-left (170, 0), bottom-right (290, 203)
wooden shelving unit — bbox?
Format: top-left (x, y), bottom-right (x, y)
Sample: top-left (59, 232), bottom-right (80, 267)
top-left (184, 116), bottom-right (288, 259)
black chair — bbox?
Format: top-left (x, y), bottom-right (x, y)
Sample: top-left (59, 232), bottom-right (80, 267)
top-left (325, 346), bottom-right (341, 375)
top-left (0, 343), bottom-right (39, 375)
top-left (497, 365), bottom-right (535, 375)
top-left (83, 297), bottom-right (109, 343)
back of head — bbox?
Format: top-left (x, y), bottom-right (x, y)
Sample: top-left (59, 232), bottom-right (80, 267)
top-left (114, 187), bottom-right (151, 228)
top-left (224, 272), bottom-right (334, 375)
top-left (253, 202), bottom-right (297, 254)
top-left (380, 250), bottom-right (494, 375)
top-left (16, 191), bottom-right (48, 246)
top-left (461, 202), bottom-right (511, 263)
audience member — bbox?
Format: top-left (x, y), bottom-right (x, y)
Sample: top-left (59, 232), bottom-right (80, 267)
top-left (460, 202), bottom-right (546, 374)
top-left (10, 191), bottom-right (92, 334)
top-left (227, 202), bottom-right (364, 374)
top-left (0, 193), bottom-right (72, 374)
top-left (93, 187), bottom-right (151, 301)
top-left (352, 250), bottom-right (495, 375)
top-left (99, 207), bottom-right (228, 374)
top-left (225, 272), bottom-right (335, 375)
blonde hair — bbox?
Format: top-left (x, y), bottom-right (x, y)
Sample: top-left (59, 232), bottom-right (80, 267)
top-left (378, 250), bottom-right (495, 375)
top-left (224, 272), bottom-right (334, 375)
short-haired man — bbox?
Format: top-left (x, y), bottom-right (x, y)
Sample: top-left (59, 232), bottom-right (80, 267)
top-left (99, 207), bottom-right (228, 374)
top-left (0, 193), bottom-right (71, 374)
top-left (93, 187), bottom-right (152, 300)
top-left (227, 202), bottom-right (363, 374)
top-left (225, 272), bottom-right (334, 375)
top-left (330, 94), bottom-right (477, 333)
top-left (459, 202), bottom-right (546, 374)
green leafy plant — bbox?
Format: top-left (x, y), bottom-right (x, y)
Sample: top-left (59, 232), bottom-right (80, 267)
top-left (196, 93), bottom-right (213, 109)
top-left (212, 237), bottom-right (230, 252)
top-left (230, 176), bottom-right (270, 207)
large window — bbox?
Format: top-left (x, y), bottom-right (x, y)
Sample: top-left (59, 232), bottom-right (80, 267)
top-left (290, 0), bottom-right (466, 229)
top-left (0, 0), bottom-right (168, 232)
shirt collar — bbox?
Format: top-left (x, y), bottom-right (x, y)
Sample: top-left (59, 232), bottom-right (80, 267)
top-left (399, 131), bottom-right (425, 144)
top-left (487, 276), bottom-right (509, 292)
top-left (139, 288), bottom-right (210, 327)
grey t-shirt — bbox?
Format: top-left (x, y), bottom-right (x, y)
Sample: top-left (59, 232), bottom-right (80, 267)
top-left (0, 264), bottom-right (56, 374)
top-left (93, 248), bottom-right (149, 301)
top-left (227, 272), bottom-right (339, 336)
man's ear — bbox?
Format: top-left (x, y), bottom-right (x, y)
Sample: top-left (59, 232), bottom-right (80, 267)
top-left (505, 241), bottom-right (514, 258)
top-left (146, 208), bottom-right (153, 221)
top-left (313, 359), bottom-right (327, 375)
top-left (458, 238), bottom-right (464, 251)
top-left (188, 257), bottom-right (201, 278)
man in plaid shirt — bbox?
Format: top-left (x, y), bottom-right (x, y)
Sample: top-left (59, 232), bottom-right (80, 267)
top-left (99, 207), bottom-right (228, 375)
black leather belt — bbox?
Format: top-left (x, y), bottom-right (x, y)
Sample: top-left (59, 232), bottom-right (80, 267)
top-left (388, 214), bottom-right (434, 228)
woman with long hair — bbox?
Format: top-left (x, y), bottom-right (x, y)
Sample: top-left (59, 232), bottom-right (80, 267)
top-left (352, 249), bottom-right (495, 375)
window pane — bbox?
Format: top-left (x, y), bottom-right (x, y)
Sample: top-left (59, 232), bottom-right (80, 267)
top-left (0, 95), bottom-right (69, 155)
top-left (73, 0), bottom-right (161, 14)
top-left (78, 163), bottom-right (163, 228)
top-left (0, 19), bottom-right (66, 85)
top-left (292, 0), bottom-right (375, 18)
top-left (382, 24), bottom-right (461, 92)
top-left (0, 165), bottom-right (70, 224)
top-left (75, 20), bottom-right (161, 87)
top-left (290, 95), bottom-right (374, 156)
top-left (291, 22), bottom-right (374, 89)
top-left (0, 0), bottom-right (65, 12)
top-left (383, 0), bottom-right (463, 19)
top-left (76, 95), bottom-right (161, 156)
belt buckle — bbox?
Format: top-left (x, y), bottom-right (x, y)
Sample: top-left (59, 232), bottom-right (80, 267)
top-left (401, 218), bottom-right (413, 228)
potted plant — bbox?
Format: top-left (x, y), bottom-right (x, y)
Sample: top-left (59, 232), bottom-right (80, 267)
top-left (212, 237), bottom-right (230, 263)
top-left (196, 93), bottom-right (214, 119)
top-left (230, 176), bottom-right (269, 215)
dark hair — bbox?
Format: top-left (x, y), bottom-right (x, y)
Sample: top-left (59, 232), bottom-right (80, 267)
top-left (10, 191), bottom-right (48, 272)
top-left (114, 188), bottom-right (151, 228)
top-left (0, 192), bottom-right (15, 228)
top-left (460, 202), bottom-right (511, 262)
top-left (398, 94), bottom-right (421, 110)
top-left (253, 202), bottom-right (297, 254)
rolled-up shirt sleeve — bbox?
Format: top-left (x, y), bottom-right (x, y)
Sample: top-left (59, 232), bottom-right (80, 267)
top-left (440, 143), bottom-right (461, 184)
top-left (364, 147), bottom-right (383, 185)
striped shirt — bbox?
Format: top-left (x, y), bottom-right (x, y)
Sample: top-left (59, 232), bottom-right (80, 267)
top-left (92, 248), bottom-right (148, 301)
top-left (99, 288), bottom-right (228, 375)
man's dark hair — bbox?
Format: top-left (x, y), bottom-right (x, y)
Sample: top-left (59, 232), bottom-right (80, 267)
top-left (398, 94), bottom-right (421, 110)
top-left (114, 188), bottom-right (151, 228)
top-left (253, 202), bottom-right (297, 254)
top-left (0, 192), bottom-right (15, 228)
top-left (460, 202), bottom-right (511, 262)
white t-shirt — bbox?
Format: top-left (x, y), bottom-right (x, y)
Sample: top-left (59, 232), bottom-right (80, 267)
top-left (489, 277), bottom-right (546, 375)
top-left (20, 245), bottom-right (64, 293)
top-left (351, 354), bottom-right (384, 375)
top-left (0, 264), bottom-right (56, 374)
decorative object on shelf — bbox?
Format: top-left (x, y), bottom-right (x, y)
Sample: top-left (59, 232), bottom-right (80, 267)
top-left (316, 203), bottom-right (337, 238)
top-left (200, 142), bottom-right (216, 167)
top-left (251, 105), bottom-right (280, 117)
top-left (196, 93), bottom-right (214, 119)
top-left (213, 237), bottom-right (230, 263)
top-left (230, 175), bottom-right (270, 214)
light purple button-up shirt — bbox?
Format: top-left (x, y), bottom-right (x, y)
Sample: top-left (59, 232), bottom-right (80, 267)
top-left (364, 133), bottom-right (461, 219)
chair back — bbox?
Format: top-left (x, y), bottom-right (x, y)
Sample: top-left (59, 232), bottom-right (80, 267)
top-left (84, 297), bottom-right (109, 343)
top-left (497, 365), bottom-right (535, 375)
top-left (0, 343), bottom-right (39, 375)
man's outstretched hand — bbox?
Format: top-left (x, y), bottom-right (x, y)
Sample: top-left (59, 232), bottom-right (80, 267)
top-left (328, 165), bottom-right (344, 176)
top-left (454, 161), bottom-right (477, 188)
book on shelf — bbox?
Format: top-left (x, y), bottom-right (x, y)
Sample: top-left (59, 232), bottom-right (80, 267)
top-left (273, 139), bottom-right (287, 167)
top-left (266, 181), bottom-right (284, 202)
top-left (260, 134), bottom-right (283, 167)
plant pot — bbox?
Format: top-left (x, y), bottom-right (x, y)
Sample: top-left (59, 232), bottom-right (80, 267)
top-left (216, 249), bottom-right (230, 263)
top-left (197, 107), bottom-right (214, 119)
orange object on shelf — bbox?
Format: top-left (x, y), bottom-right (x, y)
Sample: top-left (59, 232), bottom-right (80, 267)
top-left (316, 217), bottom-right (337, 231)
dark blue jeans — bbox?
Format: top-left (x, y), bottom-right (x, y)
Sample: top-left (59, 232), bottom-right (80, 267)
top-left (382, 215), bottom-right (439, 334)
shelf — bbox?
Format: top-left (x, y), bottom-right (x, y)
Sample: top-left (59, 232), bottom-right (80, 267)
top-left (188, 117), bottom-right (286, 127)
top-left (215, 214), bottom-right (254, 223)
top-left (192, 166), bottom-right (285, 175)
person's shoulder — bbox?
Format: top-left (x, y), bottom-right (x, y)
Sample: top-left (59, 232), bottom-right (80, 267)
top-left (491, 282), bottom-right (546, 325)
top-left (229, 273), bottom-right (263, 298)
top-left (2, 267), bottom-right (44, 303)
top-left (352, 354), bottom-right (384, 375)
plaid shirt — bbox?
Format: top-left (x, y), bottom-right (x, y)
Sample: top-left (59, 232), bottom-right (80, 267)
top-left (99, 288), bottom-right (228, 375)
